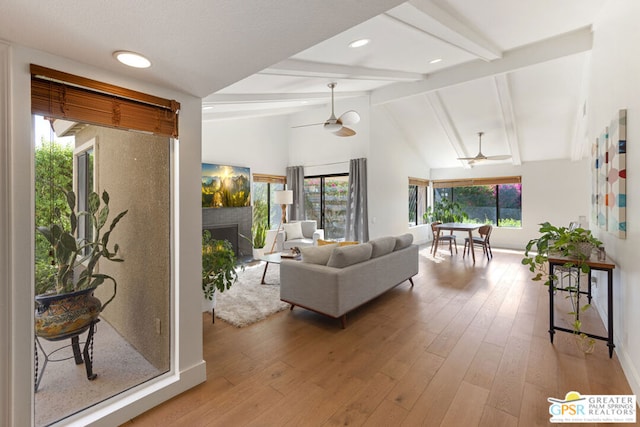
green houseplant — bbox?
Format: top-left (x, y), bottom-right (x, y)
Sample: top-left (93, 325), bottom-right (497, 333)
top-left (522, 222), bottom-right (602, 352)
top-left (35, 189), bottom-right (128, 340)
top-left (202, 230), bottom-right (240, 302)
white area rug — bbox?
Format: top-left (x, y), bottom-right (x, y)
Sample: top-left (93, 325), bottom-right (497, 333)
top-left (215, 262), bottom-right (290, 327)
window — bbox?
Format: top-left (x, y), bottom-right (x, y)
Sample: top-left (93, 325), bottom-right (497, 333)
top-left (432, 176), bottom-right (522, 227)
top-left (408, 177), bottom-right (429, 226)
top-left (252, 174), bottom-right (285, 229)
top-left (304, 174), bottom-right (348, 240)
top-left (74, 140), bottom-right (95, 254)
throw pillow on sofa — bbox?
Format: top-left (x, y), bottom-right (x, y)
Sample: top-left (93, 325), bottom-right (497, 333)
top-left (317, 239), bottom-right (359, 247)
top-left (327, 243), bottom-right (373, 268)
top-left (394, 233), bottom-right (414, 251)
top-left (301, 243), bottom-right (339, 265)
top-left (283, 222), bottom-right (304, 241)
top-left (369, 236), bottom-right (396, 258)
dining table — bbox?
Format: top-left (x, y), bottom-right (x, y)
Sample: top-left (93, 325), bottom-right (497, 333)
top-left (434, 222), bottom-right (482, 263)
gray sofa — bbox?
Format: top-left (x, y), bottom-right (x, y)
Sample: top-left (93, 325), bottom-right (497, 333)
top-left (280, 234), bottom-right (418, 328)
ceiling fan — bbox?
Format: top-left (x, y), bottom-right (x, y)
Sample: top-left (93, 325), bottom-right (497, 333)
top-left (292, 82), bottom-right (360, 137)
top-left (457, 132), bottom-right (512, 163)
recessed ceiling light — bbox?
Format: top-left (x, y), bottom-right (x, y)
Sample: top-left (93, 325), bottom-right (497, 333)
top-left (429, 58), bottom-right (443, 64)
top-left (348, 39), bottom-right (370, 48)
top-left (113, 51), bottom-right (151, 68)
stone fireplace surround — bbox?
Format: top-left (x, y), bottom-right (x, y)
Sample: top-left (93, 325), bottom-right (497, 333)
top-left (202, 207), bottom-right (252, 261)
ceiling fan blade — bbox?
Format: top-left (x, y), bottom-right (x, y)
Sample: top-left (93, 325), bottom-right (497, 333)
top-left (291, 122), bottom-right (324, 129)
top-left (339, 110), bottom-right (360, 126)
top-left (485, 154), bottom-right (512, 160)
top-left (333, 127), bottom-right (355, 137)
top-left (456, 156), bottom-right (478, 161)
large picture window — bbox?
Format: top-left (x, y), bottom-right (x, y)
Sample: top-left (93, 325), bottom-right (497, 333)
top-left (252, 174), bottom-right (285, 229)
top-left (304, 174), bottom-right (348, 240)
top-left (433, 176), bottom-right (522, 227)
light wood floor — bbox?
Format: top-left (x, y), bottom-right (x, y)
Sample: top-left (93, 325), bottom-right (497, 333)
top-left (124, 247), bottom-right (633, 426)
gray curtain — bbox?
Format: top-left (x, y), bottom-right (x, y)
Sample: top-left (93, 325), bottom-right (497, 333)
top-left (345, 158), bottom-right (369, 242)
top-left (286, 165), bottom-right (305, 221)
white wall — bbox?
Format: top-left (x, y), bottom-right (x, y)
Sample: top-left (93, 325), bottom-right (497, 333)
top-left (202, 115), bottom-right (289, 175)
top-left (430, 159), bottom-right (590, 250)
top-left (369, 105), bottom-right (431, 240)
top-left (588, 0), bottom-right (640, 398)
top-left (4, 43), bottom-right (205, 426)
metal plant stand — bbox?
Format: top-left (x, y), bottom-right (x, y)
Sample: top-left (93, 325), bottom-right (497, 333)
top-left (34, 319), bottom-right (100, 392)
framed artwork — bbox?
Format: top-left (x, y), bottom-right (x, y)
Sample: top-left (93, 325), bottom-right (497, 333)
top-left (202, 163), bottom-right (251, 208)
top-left (595, 128), bottom-right (608, 231)
top-left (606, 109), bottom-right (627, 238)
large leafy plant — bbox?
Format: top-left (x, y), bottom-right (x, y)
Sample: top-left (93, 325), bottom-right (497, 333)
top-left (202, 230), bottom-right (241, 300)
top-left (424, 199), bottom-right (469, 223)
top-left (36, 189), bottom-right (128, 304)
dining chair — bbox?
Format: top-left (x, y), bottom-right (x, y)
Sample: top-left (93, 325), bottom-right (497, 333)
top-left (463, 224), bottom-right (493, 260)
top-left (430, 221), bottom-right (458, 255)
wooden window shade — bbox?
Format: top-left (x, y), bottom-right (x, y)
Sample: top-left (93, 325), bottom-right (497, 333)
top-left (432, 175), bottom-right (521, 189)
top-left (408, 177), bottom-right (429, 187)
top-left (252, 173), bottom-right (286, 184)
top-left (30, 64), bottom-right (180, 138)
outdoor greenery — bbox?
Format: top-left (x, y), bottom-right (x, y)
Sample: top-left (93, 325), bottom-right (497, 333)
top-left (424, 199), bottom-right (469, 223)
top-left (202, 230), bottom-right (241, 299)
top-left (35, 140), bottom-right (73, 274)
top-left (522, 222), bottom-right (603, 351)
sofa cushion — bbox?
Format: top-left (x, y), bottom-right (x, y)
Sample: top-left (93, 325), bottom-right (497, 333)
top-left (317, 239), bottom-right (359, 247)
top-left (327, 243), bottom-right (372, 268)
top-left (283, 222), bottom-right (304, 241)
top-left (394, 233), bottom-right (414, 251)
top-left (369, 236), bottom-right (396, 258)
top-left (301, 243), bottom-right (338, 265)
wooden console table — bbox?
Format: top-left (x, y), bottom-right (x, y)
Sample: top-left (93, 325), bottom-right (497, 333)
top-left (547, 254), bottom-right (616, 358)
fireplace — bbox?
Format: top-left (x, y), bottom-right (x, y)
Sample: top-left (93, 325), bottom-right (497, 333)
top-left (202, 206), bottom-right (252, 262)
top-left (203, 224), bottom-right (239, 258)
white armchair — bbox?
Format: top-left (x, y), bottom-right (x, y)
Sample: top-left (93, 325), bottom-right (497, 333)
top-left (265, 220), bottom-right (324, 253)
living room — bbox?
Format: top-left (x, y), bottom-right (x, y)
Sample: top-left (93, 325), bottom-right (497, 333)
top-left (2, 0), bottom-right (640, 426)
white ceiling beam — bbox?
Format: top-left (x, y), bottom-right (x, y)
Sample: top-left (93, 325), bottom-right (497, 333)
top-left (493, 74), bottom-right (521, 165)
top-left (204, 91), bottom-right (368, 104)
top-left (425, 92), bottom-right (471, 169)
top-left (261, 58), bottom-right (425, 82)
top-left (372, 26), bottom-right (593, 105)
top-left (386, 1), bottom-right (501, 61)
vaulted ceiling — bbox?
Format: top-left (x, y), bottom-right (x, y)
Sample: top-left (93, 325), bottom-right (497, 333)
top-left (1, 0), bottom-right (606, 169)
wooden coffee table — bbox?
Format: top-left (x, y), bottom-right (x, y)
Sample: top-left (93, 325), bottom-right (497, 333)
top-left (259, 252), bottom-right (301, 284)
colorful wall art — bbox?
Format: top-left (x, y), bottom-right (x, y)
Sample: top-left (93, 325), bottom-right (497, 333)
top-left (202, 164), bottom-right (251, 208)
top-left (607, 109), bottom-right (627, 238)
top-left (595, 128), bottom-right (608, 231)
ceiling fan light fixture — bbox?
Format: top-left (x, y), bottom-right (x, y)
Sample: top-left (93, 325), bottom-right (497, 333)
top-left (323, 121), bottom-right (342, 132)
top-left (348, 38), bottom-right (370, 48)
top-left (113, 50), bottom-right (151, 68)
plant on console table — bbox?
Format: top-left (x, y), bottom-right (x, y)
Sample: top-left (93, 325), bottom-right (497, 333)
top-left (35, 189), bottom-right (128, 341)
top-left (521, 222), bottom-right (603, 352)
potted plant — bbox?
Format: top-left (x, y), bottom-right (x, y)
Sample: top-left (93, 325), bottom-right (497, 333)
top-left (522, 222), bottom-right (603, 352)
top-left (202, 230), bottom-right (241, 316)
top-left (240, 220), bottom-right (267, 260)
top-left (35, 189), bottom-right (128, 340)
